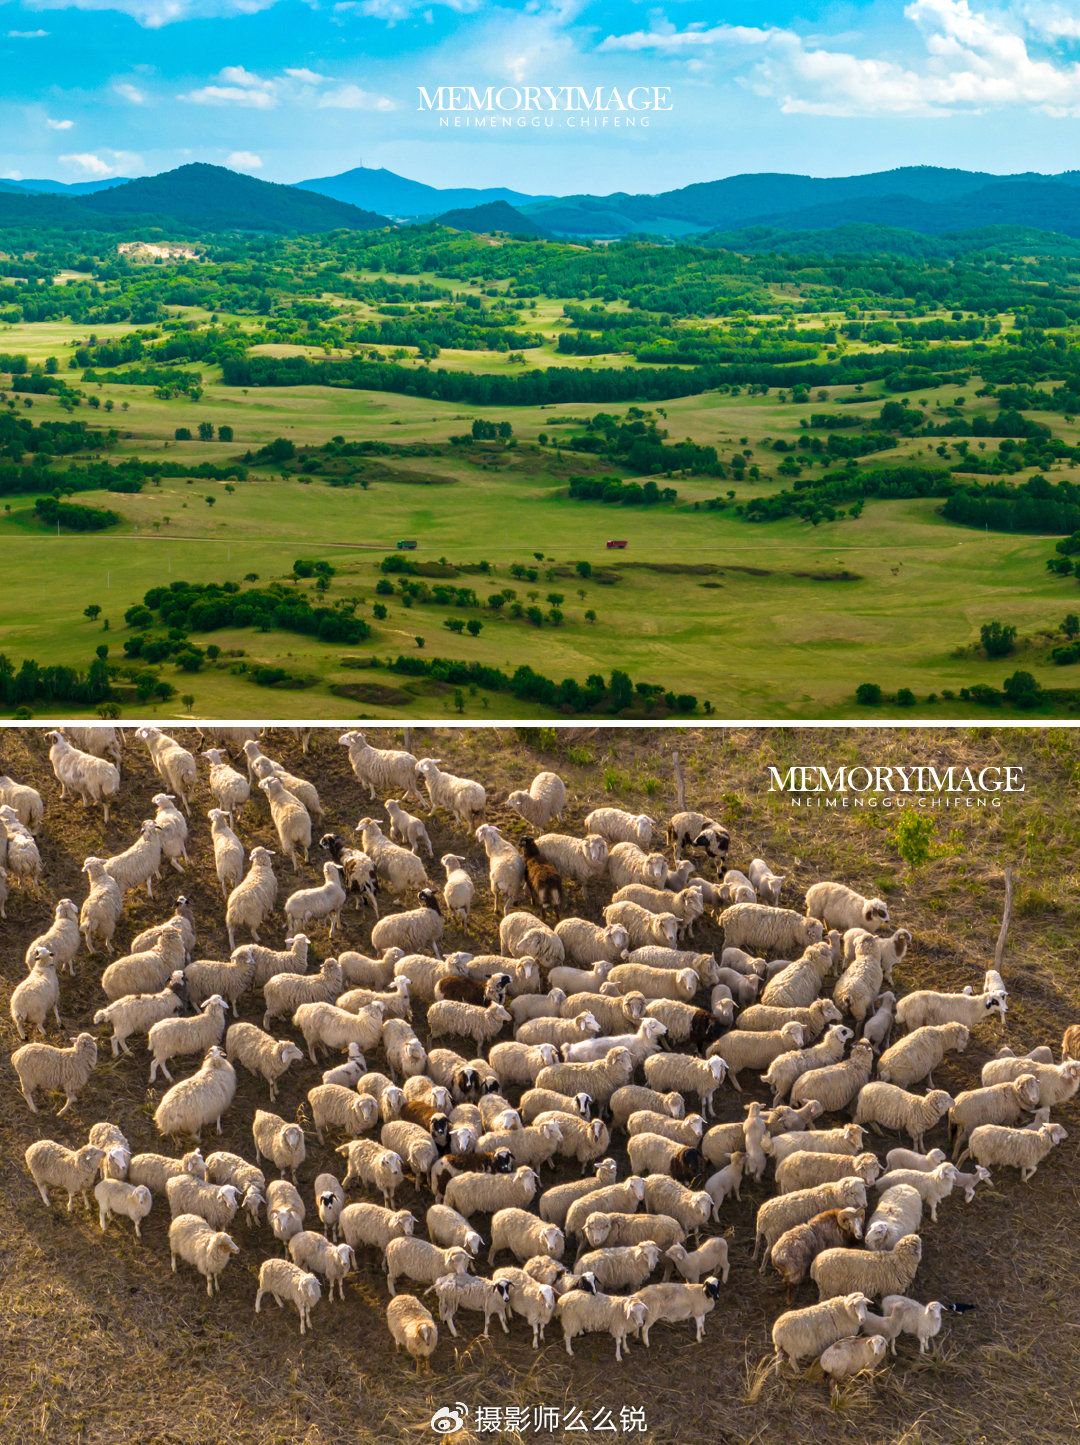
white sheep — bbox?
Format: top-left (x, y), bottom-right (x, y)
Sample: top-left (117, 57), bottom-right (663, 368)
top-left (88, 1121), bottom-right (131, 1181)
top-left (948, 1075), bottom-right (1041, 1157)
top-left (748, 857), bottom-right (784, 905)
top-left (381, 1119), bottom-right (442, 1186)
top-left (46, 731), bottom-right (120, 822)
top-left (430, 1272), bottom-right (511, 1340)
top-left (535, 1048), bottom-right (636, 1108)
top-left (500, 910), bottom-right (564, 967)
top-left (580, 1210), bottom-right (684, 1254)
top-left (607, 841), bottom-right (668, 891)
top-left (258, 774), bottom-right (312, 871)
top-left (263, 957), bottom-right (343, 1030)
top-left (577, 1241), bottom-right (661, 1292)
top-left (554, 1288), bottom-right (646, 1362)
top-left (381, 1018), bottom-right (428, 1081)
top-left (755, 1178), bottom-right (869, 1260)
top-left (776, 1150), bottom-right (881, 1196)
top-left (957, 1122), bottom-right (1068, 1181)
top-left (862, 991), bottom-right (897, 1053)
top-left (634, 1277), bottom-right (722, 1346)
top-left (811, 1233), bottom-right (923, 1300)
top-left (154, 1047), bottom-right (237, 1142)
top-left (313, 1172), bottom-right (346, 1240)
top-left (537, 1159), bottom-right (620, 1228)
top-left (129, 898), bottom-right (196, 962)
top-left (383, 797), bottom-right (433, 857)
top-left (872, 1295), bottom-right (945, 1355)
top-left (288, 1231), bottom-right (356, 1301)
top-left (205, 1152), bottom-right (267, 1224)
top-left (896, 985), bottom-right (1008, 1033)
top-left (356, 818), bottom-right (429, 899)
top-left (184, 953), bottom-right (254, 1015)
top-left (427, 1203), bottom-right (483, 1258)
top-left (548, 959), bottom-right (615, 995)
top-left (148, 994), bottom-right (229, 1083)
top-left (95, 1178), bottom-right (153, 1238)
top-left (339, 731), bottom-right (421, 801)
top-left (490, 1267), bottom-right (558, 1348)
top-left (225, 1022), bottom-right (305, 1100)
top-left (763, 1025), bottom-right (854, 1106)
top-left (603, 899), bottom-right (680, 951)
top-left (760, 941), bottom-right (834, 1009)
top-left (79, 857), bottom-right (123, 956)
top-left (13, 1031), bottom-right (97, 1115)
top-left (478, 1121), bottom-right (564, 1172)
top-left (169, 1213), bottom-right (239, 1296)
top-left (415, 757), bottom-right (486, 827)
top-left (515, 1013), bottom-right (600, 1051)
top-left (202, 750), bottom-right (251, 820)
top-left (769, 1125), bottom-right (866, 1166)
top-left (386, 1294), bottom-right (439, 1371)
top-left (979, 1057), bottom-right (1080, 1108)
top-left (707, 1021), bottom-right (805, 1091)
top-left (25, 899), bottom-right (80, 977)
top-left (790, 1040), bottom-right (875, 1113)
top-left (563, 1018), bottom-right (668, 1068)
top-left (240, 930), bottom-right (309, 989)
top-left (100, 925), bottom-right (187, 1002)
top-left (266, 1178), bottom-right (307, 1246)
top-left (439, 853), bottom-right (474, 925)
top-left (128, 1149), bottom-right (206, 1195)
top-left (308, 1084), bottom-right (379, 1143)
top-left (720, 904), bottom-right (825, 958)
top-left (253, 1109), bottom-right (307, 1180)
top-left (0, 772), bottom-right (44, 831)
top-left (641, 1175), bottom-right (713, 1236)
top-left (585, 806), bottom-right (654, 848)
top-left (878, 1022), bottom-right (969, 1089)
top-left (534, 832), bottom-right (608, 887)
top-left (643, 1053), bottom-right (727, 1117)
top-left (150, 793), bottom-right (189, 874)
top-left (486, 1207), bottom-right (565, 1265)
top-left (246, 747), bottom-right (323, 820)
top-left (554, 918), bottom-right (629, 967)
top-left (874, 1163), bottom-right (961, 1221)
top-left (25, 1139), bottom-right (106, 1210)
top-left (208, 809), bottom-right (245, 899)
top-left (255, 1258), bottom-right (321, 1334)
top-left (488, 1040), bottom-right (561, 1086)
top-left (0, 805), bottom-right (41, 886)
top-left (842, 927), bottom-right (911, 983)
top-left (667, 811), bottom-right (730, 865)
top-left (865, 1186), bottom-right (924, 1254)
top-left (225, 846), bottom-right (278, 950)
top-left (507, 771), bottom-right (567, 830)
top-left (442, 1165), bottom-right (540, 1219)
top-left (771, 1293), bottom-right (870, 1373)
top-left (855, 1084), bottom-right (954, 1153)
top-left (10, 945), bottom-right (61, 1039)
top-left (607, 962), bottom-right (699, 1002)
top-left (133, 727), bottom-right (196, 814)
top-left (102, 820), bottom-right (164, 900)
top-left (427, 999), bottom-right (510, 1049)
top-left (165, 1173), bottom-right (241, 1231)
top-left (806, 882), bottom-right (889, 934)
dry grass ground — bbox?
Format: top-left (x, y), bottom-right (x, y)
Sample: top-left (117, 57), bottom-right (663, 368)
top-left (0, 725), bottom-right (1077, 1445)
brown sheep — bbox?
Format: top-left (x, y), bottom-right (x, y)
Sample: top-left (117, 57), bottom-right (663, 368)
top-left (519, 838), bottom-right (563, 920)
top-left (1063, 1024), bottom-right (1080, 1061)
top-left (769, 1207), bottom-right (865, 1292)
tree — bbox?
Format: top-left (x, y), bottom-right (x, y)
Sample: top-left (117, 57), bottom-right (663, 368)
top-left (584, 609), bottom-right (597, 624)
top-left (197, 421), bottom-right (214, 442)
top-left (218, 425), bottom-right (234, 442)
top-left (980, 620), bottom-right (1016, 659)
top-left (1062, 614), bottom-right (1079, 640)
top-left (1002, 670), bottom-right (1042, 709)
top-left (205, 495), bottom-right (216, 508)
top-left (896, 688), bottom-right (916, 707)
top-left (174, 427), bottom-right (191, 441)
top-left (373, 603), bottom-right (388, 620)
top-left (466, 619), bottom-right (483, 637)
top-left (575, 561), bottom-right (592, 579)
top-left (415, 636), bottom-right (425, 648)
top-left (181, 693), bottom-right (195, 714)
top-left (855, 682), bottom-right (882, 705)
top-left (84, 604), bottom-right (101, 623)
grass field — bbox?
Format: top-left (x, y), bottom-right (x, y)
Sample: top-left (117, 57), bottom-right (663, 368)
top-left (0, 724), bottom-right (1077, 1444)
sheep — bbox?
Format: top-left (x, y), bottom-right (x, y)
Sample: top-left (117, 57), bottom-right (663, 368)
top-left (436, 853), bottom-right (474, 926)
top-left (842, 927), bottom-right (911, 983)
top-left (317, 833), bottom-right (378, 918)
top-left (413, 756), bottom-right (485, 828)
top-left (627, 1112), bottom-right (704, 1149)
top-left (0, 772), bottom-right (44, 831)
top-left (280, 866), bottom-right (345, 944)
top-left (666, 810), bottom-right (729, 864)
top-left (337, 946), bottom-right (400, 992)
top-left (202, 750), bottom-right (250, 822)
top-left (607, 963), bottom-right (700, 1003)
top-left (79, 858), bottom-right (123, 957)
top-left (386, 1294), bottom-right (439, 1371)
top-left (625, 1130), bottom-right (703, 1181)
top-left (855, 1083), bottom-right (954, 1153)
top-left (99, 820), bottom-right (163, 902)
top-left (760, 941), bottom-right (835, 1010)
top-left (948, 1075), bottom-right (1041, 1157)
top-left (88, 1121), bottom-right (131, 1181)
top-left (548, 959), bottom-right (614, 997)
top-left (603, 899), bottom-right (681, 952)
top-left (129, 897), bottom-right (197, 962)
top-left (264, 1178), bottom-right (307, 1246)
top-left (763, 1025), bottom-right (854, 1106)
top-left (380, 1120), bottom-right (443, 1188)
top-left (771, 1292), bottom-right (871, 1373)
top-left (307, 1085), bottom-right (379, 1145)
top-left (790, 1040), bottom-right (875, 1113)
top-left (240, 931), bottom-right (309, 990)
top-left (770, 1126), bottom-right (867, 1166)
top-left (376, 797), bottom-right (432, 861)
top-left (605, 841), bottom-right (666, 892)
top-left (427, 1203), bottom-right (483, 1259)
top-left (957, 1121), bottom-right (1068, 1181)
top-left (531, 1113), bottom-right (609, 1169)
top-left (0, 805), bottom-right (41, 886)
top-left (245, 745), bottom-right (323, 820)
top-left (292, 1001), bottom-right (385, 1066)
top-left (47, 731), bottom-right (121, 822)
top-left (585, 807), bottom-right (653, 849)
top-left (720, 904), bottom-right (825, 959)
top-left (128, 1149), bottom-right (206, 1195)
top-left (535, 832), bottom-right (609, 888)
top-left (738, 997), bottom-right (842, 1039)
top-left (883, 1147), bottom-right (948, 1174)
top-left (777, 1147), bottom-right (880, 1194)
top-left (287, 1231), bottom-right (356, 1302)
top-left (339, 977), bottom-right (412, 1022)
top-left (707, 1021), bottom-right (806, 1091)
top-left (149, 793), bottom-right (189, 875)
top-left (153, 1048), bottom-right (237, 1142)
top-left (979, 1056), bottom-right (1080, 1107)
top-left (1063, 1024), bottom-right (1080, 1061)
top-left (148, 995), bottom-right (230, 1083)
top-left (372, 893), bottom-right (446, 963)
top-left (871, 1296), bottom-right (945, 1356)
top-left (375, 1018), bottom-right (424, 1084)
top-left (340, 1202), bottom-right (415, 1259)
top-left (507, 771), bottom-right (567, 830)
top-left (630, 1277), bottom-right (721, 1346)
top-left (742, 1100), bottom-right (773, 1183)
top-left (613, 884), bottom-right (705, 937)
top-left (806, 882), bottom-right (889, 934)
top-left (133, 727), bottom-right (196, 814)
top-left (442, 1165), bottom-right (540, 1219)
top-left (254, 1257), bottom-right (321, 1334)
top-left (873, 1164), bottom-right (960, 1223)
top-left (470, 823), bottom-right (524, 915)
top-left (517, 837), bottom-right (562, 920)
top-left (769, 1208), bottom-right (865, 1289)
top-left (515, 1010), bottom-right (599, 1051)
top-left (554, 1288), bottom-right (645, 1361)
top-left (427, 998), bottom-right (510, 1050)
top-left (337, 730), bottom-right (420, 803)
top-left (430, 1272), bottom-right (511, 1340)
top-left (553, 919), bottom-right (628, 970)
top-left (832, 938), bottom-right (885, 1027)
top-left (563, 1017), bottom-right (668, 1068)
top-left (485, 1040), bottom-right (559, 1086)
top-left (477, 1122), bottom-right (564, 1173)
top-left (13, 1031), bottom-right (97, 1115)
top-left (642, 1053), bottom-right (727, 1118)
top-left (642, 998), bottom-right (724, 1051)
top-left (205, 1152), bottom-right (267, 1224)
top-left (766, 1100), bottom-right (826, 1136)
top-left (862, 991), bottom-right (897, 1054)
top-left (611, 1085), bottom-right (686, 1129)
top-left (25, 1139), bottom-right (106, 1210)
top-left (24, 899), bottom-right (80, 980)
top-left (169, 1213), bottom-right (239, 1296)
top-left (10, 946), bottom-right (61, 1040)
top-left (498, 909), bottom-right (562, 967)
top-left (252, 1109), bottom-right (307, 1180)
top-left (819, 1334), bottom-right (889, 1390)
top-left (896, 985), bottom-right (1008, 1035)
top-left (490, 1268), bottom-right (558, 1348)
top-left (166, 1173), bottom-right (241, 1231)
top-left (878, 1022), bottom-right (969, 1089)
top-left (572, 1242), bottom-right (660, 1294)
top-left (743, 857), bottom-right (782, 905)
top-left (640, 1175), bottom-right (712, 1237)
top-left (94, 1178), bottom-right (153, 1238)
top-left (225, 847), bottom-right (278, 950)
top-left (100, 926), bottom-right (186, 1004)
top-left (255, 774), bottom-right (311, 873)
top-left (538, 1159), bottom-right (620, 1228)
top-left (580, 1209), bottom-right (685, 1255)
top-left (263, 957), bottom-right (343, 1031)
top-left (309, 1172), bottom-right (347, 1241)
top-left (535, 1048), bottom-right (636, 1108)
top-left (488, 1207), bottom-right (565, 1265)
top-left (755, 1178), bottom-right (869, 1261)
top-left (812, 1232), bottom-right (923, 1301)
top-left (699, 1152), bottom-right (745, 1216)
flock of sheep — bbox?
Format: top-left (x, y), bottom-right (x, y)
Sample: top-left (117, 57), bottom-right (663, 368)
top-left (4, 725), bottom-right (1079, 1393)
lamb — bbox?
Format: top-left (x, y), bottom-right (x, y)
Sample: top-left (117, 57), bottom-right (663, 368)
top-left (764, 1026), bottom-right (854, 1106)
top-left (165, 1174), bottom-right (241, 1231)
top-left (240, 931), bottom-right (310, 990)
top-left (381, 1018), bottom-right (428, 1081)
top-left (664, 1237), bottom-right (729, 1286)
top-left (720, 904), bottom-right (825, 959)
top-left (747, 857), bottom-right (784, 905)
top-left (266, 1178), bottom-right (307, 1246)
top-left (555, 1288), bottom-right (646, 1361)
top-left (742, 1100), bottom-right (773, 1183)
top-left (430, 1273), bottom-right (511, 1340)
top-left (13, 1031), bottom-right (97, 1115)
top-left (153, 1048), bottom-right (237, 1142)
top-left (25, 1139), bottom-right (106, 1210)
top-left (633, 1277), bottom-right (722, 1346)
top-left (871, 1295), bottom-right (945, 1355)
top-left (488, 1207), bottom-right (565, 1265)
top-left (755, 1178), bottom-right (869, 1260)
top-left (340, 1202), bottom-right (415, 1259)
top-left (563, 1018), bottom-right (667, 1068)
top-left (245, 745), bottom-right (323, 820)
top-left (225, 846), bottom-right (278, 950)
top-left (46, 731), bottom-right (121, 822)
top-left (607, 963), bottom-right (700, 1003)
top-left (282, 864), bottom-right (346, 941)
top-left (707, 1022), bottom-right (806, 1091)
top-left (135, 727), bottom-right (197, 814)
top-left (288, 1231), bottom-right (356, 1301)
top-left (339, 731), bottom-right (421, 802)
top-left (292, 1001), bottom-right (385, 1066)
top-left (128, 1149), bottom-right (207, 1195)
top-left (769, 1208), bottom-right (865, 1289)
top-left (202, 750), bottom-right (251, 821)
top-left (878, 1022), bottom-right (969, 1089)
top-left (704, 1153), bottom-right (746, 1215)
top-left (979, 1057), bottom-right (1080, 1107)
top-left (842, 927), bottom-right (911, 983)
top-left (263, 957), bottom-right (343, 1029)
top-left (427, 999), bottom-right (510, 1049)
top-left (442, 1165), bottom-right (541, 1219)
top-left (771, 1292), bottom-right (871, 1373)
top-left (717, 871), bottom-right (755, 907)
top-left (760, 941), bottom-right (835, 1009)
top-left (388, 1238), bottom-right (473, 1294)
top-left (0, 772), bottom-right (44, 831)
top-left (102, 820), bottom-right (164, 901)
top-left (538, 1159), bottom-right (620, 1228)
top-left (0, 805), bottom-right (41, 886)
top-left (308, 1085), bottom-right (380, 1144)
top-left (386, 1294), bottom-right (439, 1371)
top-left (586, 807), bottom-right (654, 848)
top-left (100, 926), bottom-right (187, 1002)
top-left (738, 997), bottom-right (842, 1039)
top-left (252, 1109), bottom-right (307, 1180)
top-left (873, 1164), bottom-right (960, 1222)
top-left (862, 991), bottom-right (897, 1053)
top-left (356, 819), bottom-right (430, 901)
top-left (415, 757), bottom-right (486, 827)
top-left (95, 1178), bottom-right (153, 1238)
top-left (666, 811), bottom-right (729, 866)
top-left (641, 1175), bottom-right (713, 1236)
top-left (258, 774), bottom-right (312, 872)
top-left (88, 1121), bottom-right (131, 1181)
top-left (535, 1048), bottom-right (636, 1108)
top-left (643, 1054), bottom-right (727, 1117)
top-left (603, 899), bottom-right (681, 951)
top-left (812, 1233), bottom-right (923, 1301)
top-left (884, 1147), bottom-right (947, 1173)
top-left (508, 772), bottom-right (568, 830)
top-left (534, 831), bottom-right (609, 888)
top-left (255, 1258), bottom-right (321, 1334)
top-left (427, 1203), bottom-right (484, 1258)
top-left (312, 1172), bottom-right (346, 1240)
top-left (10, 945), bottom-right (61, 1039)
top-left (948, 1076), bottom-right (1041, 1157)
top-left (148, 995), bottom-right (230, 1083)
top-left (79, 857), bottom-right (123, 956)
top-left (806, 882), bottom-right (889, 934)
top-left (790, 1039), bottom-right (875, 1113)
top-left (765, 1101), bottom-right (827, 1137)
top-left (439, 854), bottom-right (474, 926)
top-left (25, 899), bottom-right (80, 978)
top-left (957, 1121), bottom-right (1068, 1181)
top-left (169, 1213), bottom-right (239, 1296)
top-left (855, 1083), bottom-right (954, 1152)
top-left (490, 1268), bottom-right (558, 1348)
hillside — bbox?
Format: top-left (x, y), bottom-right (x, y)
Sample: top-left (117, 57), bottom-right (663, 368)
top-left (434, 199), bottom-right (550, 237)
top-left (298, 164), bottom-right (546, 218)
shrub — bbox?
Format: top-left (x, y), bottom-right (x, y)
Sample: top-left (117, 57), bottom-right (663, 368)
top-left (855, 682), bottom-right (882, 705)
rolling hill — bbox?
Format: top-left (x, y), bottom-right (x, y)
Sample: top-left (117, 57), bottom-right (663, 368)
top-left (434, 200), bottom-right (549, 237)
top-left (297, 164), bottom-right (546, 218)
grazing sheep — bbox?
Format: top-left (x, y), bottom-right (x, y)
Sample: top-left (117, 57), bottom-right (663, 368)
top-left (812, 1233), bottom-right (923, 1301)
top-left (755, 1178), bottom-right (869, 1261)
top-left (255, 1258), bottom-right (321, 1334)
top-left (95, 1178), bottom-right (153, 1238)
top-left (897, 986), bottom-right (1008, 1033)
top-left (515, 1012), bottom-right (600, 1051)
top-left (10, 946), bottom-right (61, 1039)
top-left (563, 1018), bottom-right (667, 1069)
top-left (308, 1085), bottom-right (379, 1144)
top-left (883, 1147), bottom-right (947, 1174)
top-left (805, 883), bottom-right (889, 934)
top-left (25, 1139), bottom-right (106, 1210)
top-left (150, 793), bottom-right (189, 875)
top-left (771, 1293), bottom-right (870, 1373)
top-left (339, 977), bottom-right (411, 1022)
top-left (439, 854), bottom-right (474, 926)
top-left (430, 1273), bottom-right (511, 1340)
top-left (667, 812), bottom-right (729, 866)
top-left (819, 1334), bottom-right (889, 1389)
top-left (263, 957), bottom-right (343, 1030)
top-left (957, 1122), bottom-right (1068, 1181)
top-left (385, 1236), bottom-right (471, 1296)
top-left (948, 1076), bottom-right (1041, 1157)
top-left (252, 1109), bottom-right (307, 1180)
top-left (508, 772), bottom-right (567, 830)
top-left (13, 1031), bottom-right (97, 1115)
top-left (760, 942), bottom-right (835, 1010)
top-left (720, 904), bottom-right (824, 959)
top-left (979, 1057), bottom-right (1080, 1107)
top-left (488, 1040), bottom-right (561, 1085)
top-left (538, 1159), bottom-right (620, 1228)
top-left (386, 1294), bottom-right (439, 1371)
top-left (769, 1208), bottom-right (865, 1289)
top-left (555, 1288), bottom-right (646, 1362)
top-left (25, 899), bottom-right (80, 978)
top-left (606, 841), bottom-right (667, 892)
top-left (47, 731), bottom-right (121, 823)
top-left (632, 1277), bottom-right (722, 1347)
top-left (777, 1151), bottom-right (881, 1195)
top-left (878, 1023), bottom-right (969, 1089)
top-left (339, 731), bottom-right (421, 802)
top-left (707, 1021), bottom-right (806, 1091)
top-left (427, 1203), bottom-right (483, 1258)
top-left (225, 847), bottom-right (278, 950)
top-left (381, 1119), bottom-right (444, 1187)
top-left (165, 1174), bottom-right (241, 1231)
top-left (153, 1049), bottom-right (237, 1142)
top-left (790, 1040), bottom-right (875, 1113)
top-left (381, 1018), bottom-right (428, 1082)
top-left (169, 1213), bottom-right (239, 1296)
top-left (536, 832), bottom-right (610, 889)
top-left (415, 757), bottom-right (486, 828)
top-left (148, 995), bottom-right (230, 1083)
top-left (292, 1001), bottom-right (384, 1066)
top-left (385, 798), bottom-right (433, 858)
top-left (442, 1165), bottom-right (540, 1220)
top-left (0, 772), bottom-right (44, 831)
top-left (855, 1084), bottom-right (954, 1152)
top-left (240, 932), bottom-right (310, 990)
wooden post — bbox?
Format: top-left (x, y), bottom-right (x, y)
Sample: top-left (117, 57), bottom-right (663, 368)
top-left (673, 752), bottom-right (686, 811)
top-left (403, 728), bottom-right (412, 753)
top-left (993, 864), bottom-right (1014, 1034)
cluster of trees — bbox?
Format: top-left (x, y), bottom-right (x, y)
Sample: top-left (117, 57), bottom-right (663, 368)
top-left (132, 579), bottom-right (371, 645)
top-left (855, 672), bottom-right (1045, 710)
top-left (34, 494), bottom-right (120, 530)
top-left (0, 412), bottom-right (110, 461)
top-left (741, 464), bottom-right (954, 525)
top-left (0, 652), bottom-right (112, 707)
top-left (942, 475), bottom-right (1080, 535)
top-left (568, 473), bottom-right (677, 507)
top-left (565, 410), bottom-right (721, 477)
top-left (387, 655), bottom-right (700, 716)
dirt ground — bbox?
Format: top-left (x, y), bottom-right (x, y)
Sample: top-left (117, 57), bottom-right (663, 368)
top-left (0, 725), bottom-right (1077, 1445)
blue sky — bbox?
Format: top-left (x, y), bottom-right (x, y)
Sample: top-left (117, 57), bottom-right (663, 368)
top-left (3, 0), bottom-right (1080, 192)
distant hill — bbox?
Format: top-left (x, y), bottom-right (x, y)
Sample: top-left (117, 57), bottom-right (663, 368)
top-left (434, 201), bottom-right (549, 238)
top-left (297, 165), bottom-right (547, 219)
top-left (6, 177), bottom-right (130, 196)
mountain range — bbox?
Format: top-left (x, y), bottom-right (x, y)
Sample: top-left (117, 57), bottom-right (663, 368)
top-left (297, 165), bottom-right (548, 219)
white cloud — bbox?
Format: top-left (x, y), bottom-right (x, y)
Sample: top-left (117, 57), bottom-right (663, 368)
top-left (599, 0), bottom-right (1080, 118)
top-left (336, 0), bottom-right (480, 21)
top-left (283, 67), bottom-right (328, 84)
top-left (59, 149), bottom-right (139, 176)
top-left (113, 81), bottom-right (147, 103)
top-left (226, 149), bottom-right (262, 169)
top-left (316, 83), bottom-right (396, 110)
top-left (24, 0), bottom-right (278, 29)
top-left (7, 28), bottom-right (49, 37)
top-left (46, 117), bottom-right (75, 130)
top-left (180, 65), bottom-right (276, 106)
top-left (2, 170), bottom-right (25, 180)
